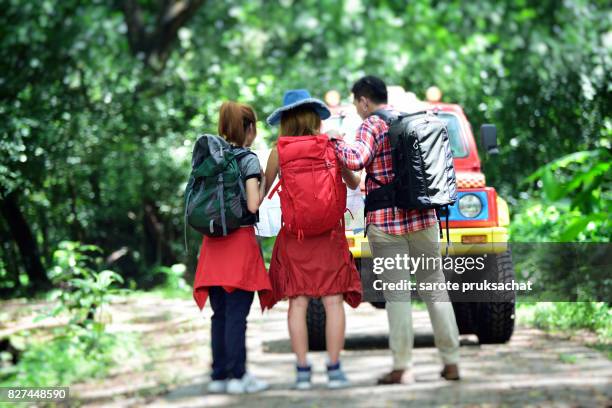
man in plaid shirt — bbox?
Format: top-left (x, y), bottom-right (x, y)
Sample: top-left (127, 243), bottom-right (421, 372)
top-left (331, 76), bottom-right (460, 385)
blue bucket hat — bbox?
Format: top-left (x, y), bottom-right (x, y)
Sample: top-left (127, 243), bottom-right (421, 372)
top-left (266, 89), bottom-right (331, 126)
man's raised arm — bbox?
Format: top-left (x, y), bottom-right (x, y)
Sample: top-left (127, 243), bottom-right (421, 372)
top-left (330, 118), bottom-right (381, 171)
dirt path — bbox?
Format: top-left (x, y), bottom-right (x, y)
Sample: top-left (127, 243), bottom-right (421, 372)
top-left (61, 294), bottom-right (612, 407)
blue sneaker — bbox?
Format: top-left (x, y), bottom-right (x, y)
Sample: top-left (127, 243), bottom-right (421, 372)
top-left (326, 361), bottom-right (350, 389)
top-left (295, 364), bottom-right (312, 390)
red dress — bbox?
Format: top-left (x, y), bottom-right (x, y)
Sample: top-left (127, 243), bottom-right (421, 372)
top-left (193, 226), bottom-right (272, 311)
top-left (263, 223), bottom-right (362, 309)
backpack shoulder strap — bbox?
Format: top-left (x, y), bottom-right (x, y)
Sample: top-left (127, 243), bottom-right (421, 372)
top-left (370, 109), bottom-right (406, 148)
top-left (233, 149), bottom-right (256, 162)
top-left (370, 109), bottom-right (398, 126)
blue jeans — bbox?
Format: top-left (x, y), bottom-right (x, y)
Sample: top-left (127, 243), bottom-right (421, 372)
top-left (208, 286), bottom-right (254, 380)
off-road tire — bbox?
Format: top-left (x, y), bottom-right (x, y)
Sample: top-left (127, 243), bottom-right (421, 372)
top-left (452, 301), bottom-right (477, 335)
top-left (474, 250), bottom-right (516, 344)
top-left (306, 298), bottom-right (326, 351)
top-left (369, 301), bottom-right (386, 309)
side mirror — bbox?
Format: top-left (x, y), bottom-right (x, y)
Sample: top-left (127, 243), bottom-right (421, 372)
top-left (480, 124), bottom-right (499, 155)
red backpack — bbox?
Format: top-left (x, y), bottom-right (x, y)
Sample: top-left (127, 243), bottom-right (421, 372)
top-left (268, 134), bottom-right (347, 238)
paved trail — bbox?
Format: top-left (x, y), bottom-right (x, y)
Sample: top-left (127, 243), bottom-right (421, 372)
top-left (69, 294), bottom-right (612, 407)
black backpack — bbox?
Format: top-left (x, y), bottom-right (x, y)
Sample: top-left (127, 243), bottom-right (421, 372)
top-left (365, 109), bottom-right (457, 245)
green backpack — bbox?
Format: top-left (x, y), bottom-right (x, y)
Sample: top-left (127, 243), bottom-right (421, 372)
top-left (184, 134), bottom-right (251, 248)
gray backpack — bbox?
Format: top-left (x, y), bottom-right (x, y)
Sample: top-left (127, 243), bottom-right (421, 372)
top-left (365, 109), bottom-right (457, 248)
top-left (365, 109), bottom-right (457, 212)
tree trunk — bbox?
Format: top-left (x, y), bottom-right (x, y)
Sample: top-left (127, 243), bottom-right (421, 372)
top-left (68, 178), bottom-right (84, 242)
top-left (0, 192), bottom-right (51, 293)
top-left (121, 0), bottom-right (206, 71)
top-left (0, 223), bottom-right (21, 297)
top-left (143, 199), bottom-right (177, 266)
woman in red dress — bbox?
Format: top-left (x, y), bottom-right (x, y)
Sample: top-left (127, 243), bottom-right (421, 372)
top-left (263, 89), bottom-right (362, 390)
top-left (192, 101), bottom-right (271, 395)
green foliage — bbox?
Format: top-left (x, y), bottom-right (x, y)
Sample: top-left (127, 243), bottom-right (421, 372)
top-left (1, 328), bottom-right (142, 387)
top-left (1, 241), bottom-right (140, 387)
top-left (43, 241), bottom-right (129, 326)
top-left (147, 263), bottom-right (192, 299)
top-left (511, 148), bottom-right (610, 242)
top-left (259, 236), bottom-right (276, 268)
top-left (510, 148), bottom-right (610, 302)
top-left (518, 302), bottom-right (612, 345)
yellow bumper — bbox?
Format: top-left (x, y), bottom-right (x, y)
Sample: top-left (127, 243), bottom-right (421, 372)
top-left (346, 226), bottom-right (509, 257)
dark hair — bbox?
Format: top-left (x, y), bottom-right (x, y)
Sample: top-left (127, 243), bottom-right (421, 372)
top-left (351, 75), bottom-right (388, 104)
top-left (218, 101), bottom-right (256, 146)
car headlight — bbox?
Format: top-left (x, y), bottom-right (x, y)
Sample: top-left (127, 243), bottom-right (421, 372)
top-left (458, 194), bottom-right (483, 218)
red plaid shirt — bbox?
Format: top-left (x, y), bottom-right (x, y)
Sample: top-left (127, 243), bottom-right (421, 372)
top-left (332, 105), bottom-right (438, 235)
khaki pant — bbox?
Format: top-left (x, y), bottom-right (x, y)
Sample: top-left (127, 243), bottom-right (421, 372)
top-left (367, 223), bottom-right (460, 369)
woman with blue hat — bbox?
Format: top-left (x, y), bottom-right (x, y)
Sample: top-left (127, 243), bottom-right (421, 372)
top-left (262, 89), bottom-right (363, 390)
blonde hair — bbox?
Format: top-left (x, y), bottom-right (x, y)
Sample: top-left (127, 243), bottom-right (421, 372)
top-left (279, 105), bottom-right (321, 137)
top-left (218, 101), bottom-right (256, 146)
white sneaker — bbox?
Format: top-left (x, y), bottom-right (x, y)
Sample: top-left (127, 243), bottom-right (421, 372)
top-left (207, 379), bottom-right (227, 394)
top-left (226, 373), bottom-right (269, 394)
